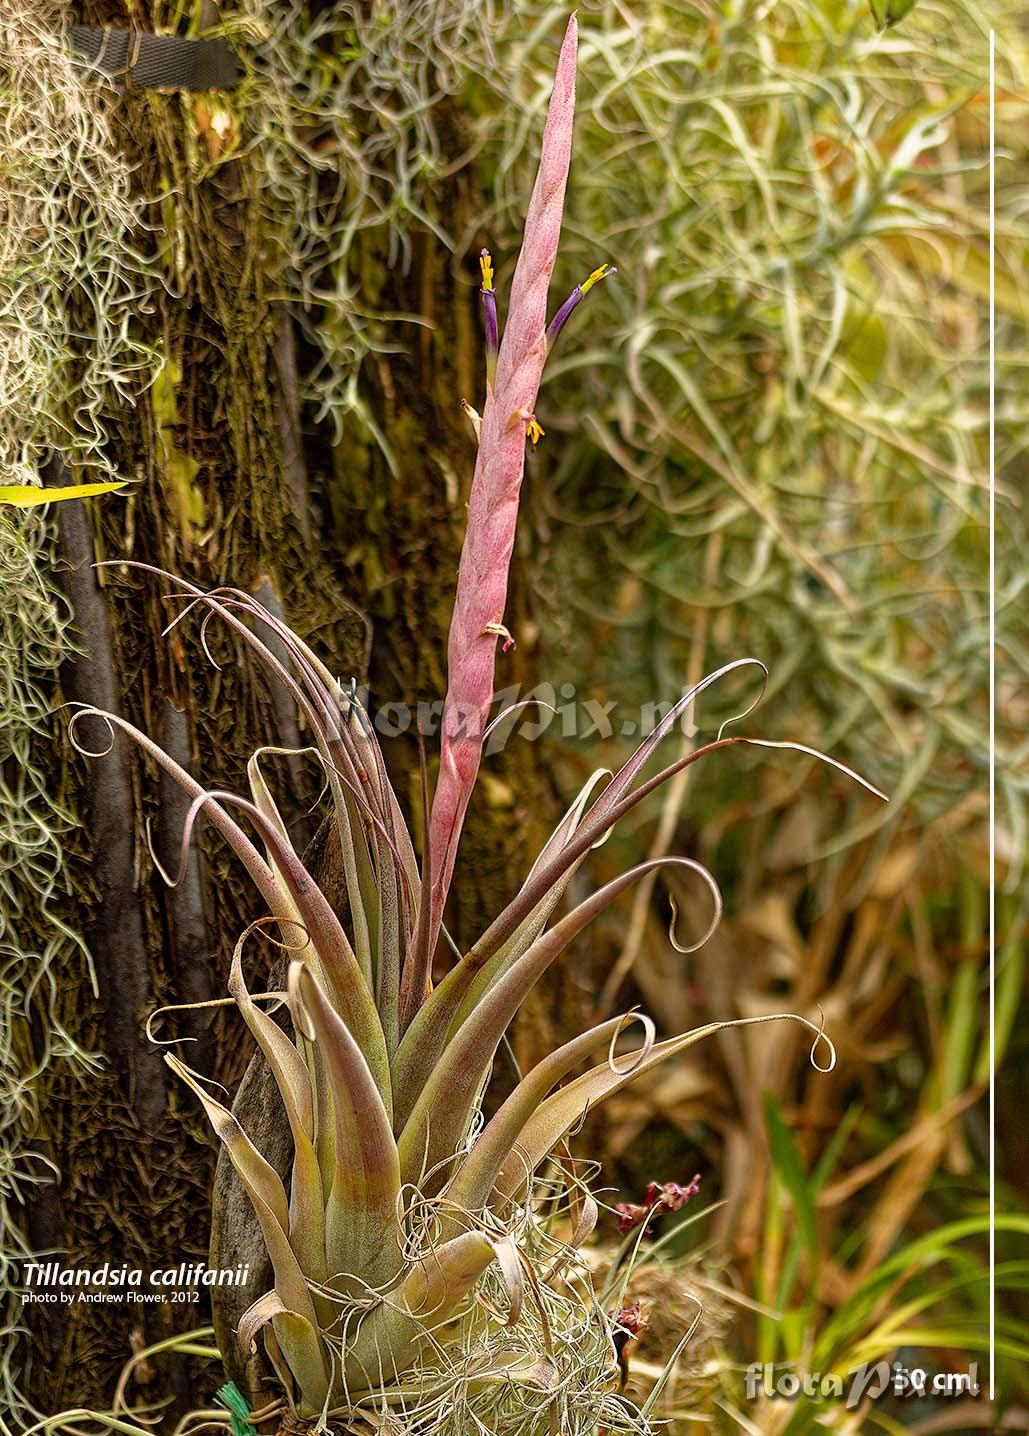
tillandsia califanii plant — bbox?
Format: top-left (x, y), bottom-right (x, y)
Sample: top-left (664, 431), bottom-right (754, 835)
top-left (68, 17), bottom-right (887, 1434)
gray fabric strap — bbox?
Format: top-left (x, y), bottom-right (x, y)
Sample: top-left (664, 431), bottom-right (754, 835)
top-left (70, 26), bottom-right (242, 90)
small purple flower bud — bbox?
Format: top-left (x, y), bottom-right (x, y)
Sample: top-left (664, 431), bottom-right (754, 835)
top-left (612, 1301), bottom-right (648, 1341)
top-left (546, 287), bottom-right (582, 345)
top-left (615, 1174), bottom-right (702, 1237)
top-left (546, 262), bottom-right (615, 347)
top-left (479, 248), bottom-right (499, 388)
top-left (482, 292), bottom-right (499, 354)
top-left (643, 1174), bottom-right (702, 1213)
top-left (615, 1201), bottom-right (651, 1234)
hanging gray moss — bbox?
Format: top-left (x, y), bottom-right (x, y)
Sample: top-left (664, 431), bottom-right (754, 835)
top-left (0, 0), bottom-right (156, 487)
top-left (227, 0), bottom-right (494, 447)
top-left (0, 507), bottom-right (102, 1421)
top-left (0, 3), bottom-right (161, 1422)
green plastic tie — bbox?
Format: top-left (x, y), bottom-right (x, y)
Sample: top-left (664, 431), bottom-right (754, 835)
top-left (215, 1382), bottom-right (256, 1436)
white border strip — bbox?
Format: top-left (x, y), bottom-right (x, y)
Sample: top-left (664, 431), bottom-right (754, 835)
top-left (988, 25), bottom-right (996, 1408)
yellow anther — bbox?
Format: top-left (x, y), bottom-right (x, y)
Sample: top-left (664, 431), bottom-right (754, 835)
top-left (526, 417), bottom-right (544, 446)
top-left (580, 262), bottom-right (611, 296)
top-left (479, 249), bottom-right (494, 292)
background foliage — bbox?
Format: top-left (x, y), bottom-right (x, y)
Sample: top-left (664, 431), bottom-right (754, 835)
top-left (482, 2), bottom-right (1028, 1424)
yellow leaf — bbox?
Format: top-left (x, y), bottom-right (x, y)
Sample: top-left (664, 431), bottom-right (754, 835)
top-left (0, 481), bottom-right (128, 507)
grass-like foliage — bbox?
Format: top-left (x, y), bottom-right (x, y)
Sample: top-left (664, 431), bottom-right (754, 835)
top-left (227, 0), bottom-right (496, 449)
top-left (65, 22), bottom-right (887, 1431)
top-left (494, 0), bottom-right (1025, 846)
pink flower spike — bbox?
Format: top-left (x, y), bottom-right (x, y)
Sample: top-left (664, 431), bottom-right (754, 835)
top-left (405, 15), bottom-right (579, 1023)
